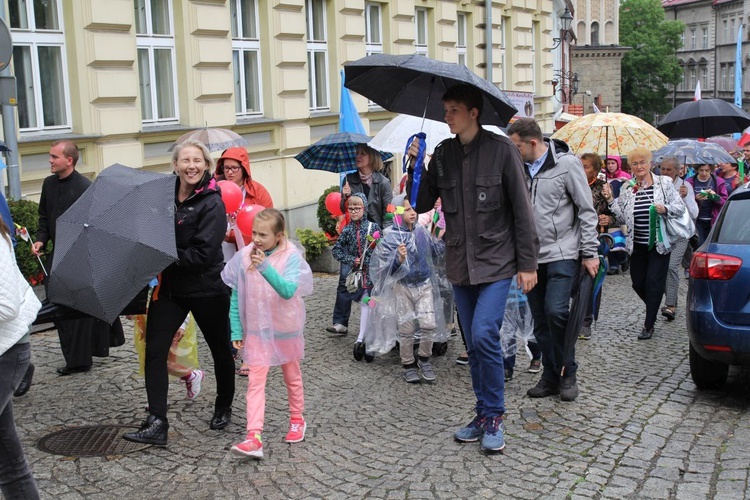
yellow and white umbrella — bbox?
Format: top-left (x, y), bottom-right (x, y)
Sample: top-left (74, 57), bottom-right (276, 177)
top-left (551, 112), bottom-right (668, 157)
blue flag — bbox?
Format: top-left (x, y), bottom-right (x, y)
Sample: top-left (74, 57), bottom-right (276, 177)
top-left (338, 70), bottom-right (364, 187)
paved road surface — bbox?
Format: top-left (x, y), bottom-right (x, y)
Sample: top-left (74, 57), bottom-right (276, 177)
top-left (13, 273), bottom-right (750, 499)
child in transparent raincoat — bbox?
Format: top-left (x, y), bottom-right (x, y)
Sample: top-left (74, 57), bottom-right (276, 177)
top-left (366, 195), bottom-right (447, 383)
top-left (221, 209), bottom-right (313, 460)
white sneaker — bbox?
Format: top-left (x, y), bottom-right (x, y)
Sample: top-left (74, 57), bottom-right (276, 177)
top-left (183, 370), bottom-right (204, 401)
top-left (325, 323), bottom-right (348, 334)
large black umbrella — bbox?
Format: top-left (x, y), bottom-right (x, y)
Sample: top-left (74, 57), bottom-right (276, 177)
top-left (657, 99), bottom-right (750, 139)
top-left (47, 164), bottom-right (177, 324)
top-left (344, 54), bottom-right (517, 126)
top-left (562, 266), bottom-right (594, 377)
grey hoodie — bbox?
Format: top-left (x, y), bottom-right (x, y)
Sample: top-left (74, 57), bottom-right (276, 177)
top-left (523, 138), bottom-right (599, 264)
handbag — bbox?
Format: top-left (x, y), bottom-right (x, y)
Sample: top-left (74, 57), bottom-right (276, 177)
top-left (659, 179), bottom-right (695, 244)
top-left (345, 222), bottom-right (372, 294)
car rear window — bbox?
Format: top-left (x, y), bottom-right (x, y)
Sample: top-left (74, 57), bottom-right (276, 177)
top-left (716, 198), bottom-right (750, 243)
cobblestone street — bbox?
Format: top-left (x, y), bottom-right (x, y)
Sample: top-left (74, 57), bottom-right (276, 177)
top-left (13, 272), bottom-right (750, 499)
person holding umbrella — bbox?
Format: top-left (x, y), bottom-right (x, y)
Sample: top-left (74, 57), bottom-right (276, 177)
top-left (326, 144), bottom-right (393, 335)
top-left (123, 140), bottom-right (236, 446)
top-left (507, 118), bottom-right (599, 403)
top-left (658, 156), bottom-right (697, 322)
top-left (406, 84), bottom-right (539, 453)
top-left (602, 147), bottom-right (685, 340)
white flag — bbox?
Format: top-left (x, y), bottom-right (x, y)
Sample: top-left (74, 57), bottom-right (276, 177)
top-left (694, 80), bottom-right (701, 101)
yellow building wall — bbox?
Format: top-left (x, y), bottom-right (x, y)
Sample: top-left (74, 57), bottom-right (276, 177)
top-left (10, 0), bottom-right (556, 231)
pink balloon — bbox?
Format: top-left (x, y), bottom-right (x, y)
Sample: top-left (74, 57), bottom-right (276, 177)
top-left (325, 192), bottom-right (343, 217)
top-left (218, 180), bottom-right (243, 214)
top-left (236, 204), bottom-right (265, 236)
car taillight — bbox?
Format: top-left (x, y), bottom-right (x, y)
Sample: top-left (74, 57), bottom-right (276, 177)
top-left (690, 252), bottom-right (743, 280)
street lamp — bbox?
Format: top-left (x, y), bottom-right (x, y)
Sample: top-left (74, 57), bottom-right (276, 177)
top-left (551, 8), bottom-right (574, 49)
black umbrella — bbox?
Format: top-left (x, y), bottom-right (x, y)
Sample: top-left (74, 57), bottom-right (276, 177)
top-left (33, 288), bottom-right (149, 325)
top-left (47, 164), bottom-right (177, 324)
top-left (562, 266), bottom-right (594, 377)
top-left (657, 99), bottom-right (750, 139)
top-left (344, 54), bottom-right (517, 126)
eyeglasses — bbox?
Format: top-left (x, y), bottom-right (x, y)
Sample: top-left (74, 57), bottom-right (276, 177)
top-left (630, 160), bottom-right (650, 167)
top-left (348, 207), bottom-right (364, 212)
top-left (224, 166), bottom-right (242, 173)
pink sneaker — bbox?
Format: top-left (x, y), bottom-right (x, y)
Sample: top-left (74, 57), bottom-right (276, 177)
top-left (231, 433), bottom-right (263, 458)
top-left (182, 370), bottom-right (204, 401)
top-left (284, 418), bottom-right (306, 443)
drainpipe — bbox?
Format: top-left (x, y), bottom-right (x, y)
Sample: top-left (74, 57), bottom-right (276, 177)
top-left (485, 0), bottom-right (492, 82)
top-left (0, 7), bottom-right (19, 199)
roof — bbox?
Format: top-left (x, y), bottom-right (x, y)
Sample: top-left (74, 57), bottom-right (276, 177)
top-left (661, 0), bottom-right (704, 7)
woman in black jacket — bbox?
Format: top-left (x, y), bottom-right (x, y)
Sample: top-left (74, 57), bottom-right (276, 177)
top-left (124, 140), bottom-right (235, 446)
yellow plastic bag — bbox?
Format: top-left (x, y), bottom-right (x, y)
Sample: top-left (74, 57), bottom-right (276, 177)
top-left (133, 312), bottom-right (200, 380)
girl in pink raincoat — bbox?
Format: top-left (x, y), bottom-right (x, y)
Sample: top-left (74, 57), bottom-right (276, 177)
top-left (221, 209), bottom-right (313, 459)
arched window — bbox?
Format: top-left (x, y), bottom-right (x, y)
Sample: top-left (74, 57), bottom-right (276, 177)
top-left (591, 21), bottom-right (599, 46)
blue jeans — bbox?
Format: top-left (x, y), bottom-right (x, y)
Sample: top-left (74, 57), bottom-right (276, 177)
top-left (332, 263), bottom-right (353, 326)
top-left (453, 279), bottom-right (512, 419)
top-left (0, 342), bottom-right (40, 499)
top-left (696, 219), bottom-right (712, 247)
top-left (526, 259), bottom-right (579, 381)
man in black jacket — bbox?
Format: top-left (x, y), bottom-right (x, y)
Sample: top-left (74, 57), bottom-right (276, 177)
top-left (407, 84), bottom-right (539, 453)
top-left (32, 140), bottom-right (124, 375)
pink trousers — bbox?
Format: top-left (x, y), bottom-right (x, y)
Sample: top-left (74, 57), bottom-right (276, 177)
top-left (245, 360), bottom-right (304, 434)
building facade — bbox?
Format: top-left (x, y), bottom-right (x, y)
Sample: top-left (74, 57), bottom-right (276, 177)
top-left (5, 0), bottom-right (560, 231)
top-left (664, 0), bottom-right (749, 113)
top-left (569, 0), bottom-right (628, 115)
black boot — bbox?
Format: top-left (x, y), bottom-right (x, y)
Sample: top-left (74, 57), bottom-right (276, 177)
top-left (123, 415), bottom-right (169, 446)
top-left (14, 363), bottom-right (34, 397)
top-left (210, 407), bottom-right (232, 430)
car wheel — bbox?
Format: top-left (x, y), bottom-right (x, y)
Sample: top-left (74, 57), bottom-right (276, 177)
top-left (689, 342), bottom-right (729, 389)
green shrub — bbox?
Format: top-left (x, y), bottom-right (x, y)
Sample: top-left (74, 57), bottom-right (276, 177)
top-left (8, 199), bottom-right (47, 285)
top-left (317, 184), bottom-right (342, 238)
top-left (295, 228), bottom-right (329, 261)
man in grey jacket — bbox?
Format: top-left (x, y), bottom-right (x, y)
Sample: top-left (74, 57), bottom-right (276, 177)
top-left (407, 84), bottom-right (539, 453)
top-left (507, 118), bottom-right (599, 402)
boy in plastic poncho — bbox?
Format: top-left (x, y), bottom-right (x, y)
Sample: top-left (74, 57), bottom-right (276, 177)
top-left (366, 194), bottom-right (447, 383)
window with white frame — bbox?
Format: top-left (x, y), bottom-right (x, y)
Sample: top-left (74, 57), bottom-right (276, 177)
top-left (729, 63), bottom-right (735, 90)
top-left (679, 32), bottom-right (684, 49)
top-left (500, 16), bottom-right (507, 89)
top-left (702, 27), bottom-right (708, 49)
top-left (591, 22), bottom-right (599, 46)
top-left (724, 20), bottom-right (728, 44)
top-left (721, 64), bottom-right (728, 90)
top-left (415, 8), bottom-right (428, 55)
top-left (701, 65), bottom-right (708, 90)
top-left (690, 29), bottom-right (696, 50)
top-left (365, 2), bottom-right (382, 55)
top-left (678, 67), bottom-right (685, 91)
top-left (231, 0), bottom-right (262, 116)
top-left (9, 0), bottom-right (70, 131)
top-left (135, 0), bottom-right (178, 124)
top-left (457, 12), bottom-right (467, 66)
top-left (689, 66), bottom-right (696, 90)
top-left (306, 0), bottom-right (328, 110)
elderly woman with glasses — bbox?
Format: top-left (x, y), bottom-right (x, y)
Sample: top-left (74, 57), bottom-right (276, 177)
top-left (602, 147), bottom-right (685, 340)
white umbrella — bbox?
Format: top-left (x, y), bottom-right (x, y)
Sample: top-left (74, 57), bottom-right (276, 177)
top-left (369, 114), bottom-right (505, 154)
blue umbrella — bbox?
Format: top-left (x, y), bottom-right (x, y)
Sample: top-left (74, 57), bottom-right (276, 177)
top-left (653, 139), bottom-right (736, 165)
top-left (295, 132), bottom-right (392, 174)
top-left (338, 70), bottom-right (366, 187)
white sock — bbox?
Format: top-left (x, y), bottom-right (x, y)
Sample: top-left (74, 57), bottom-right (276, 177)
top-left (357, 302), bottom-right (370, 343)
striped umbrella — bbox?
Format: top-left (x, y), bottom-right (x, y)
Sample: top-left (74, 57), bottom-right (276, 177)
top-left (295, 132), bottom-right (392, 173)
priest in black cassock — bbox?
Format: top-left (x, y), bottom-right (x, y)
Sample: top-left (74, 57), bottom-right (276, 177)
top-left (32, 140), bottom-right (124, 375)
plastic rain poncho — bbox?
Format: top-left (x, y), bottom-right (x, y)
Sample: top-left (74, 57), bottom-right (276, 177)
top-left (364, 223), bottom-right (448, 355)
top-left (499, 277), bottom-right (535, 358)
top-left (221, 239), bottom-right (313, 366)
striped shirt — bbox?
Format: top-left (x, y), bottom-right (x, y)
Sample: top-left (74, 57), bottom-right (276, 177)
top-left (632, 186), bottom-right (654, 245)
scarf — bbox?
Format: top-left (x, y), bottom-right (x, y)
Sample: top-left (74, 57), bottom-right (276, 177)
top-left (359, 171), bottom-right (373, 188)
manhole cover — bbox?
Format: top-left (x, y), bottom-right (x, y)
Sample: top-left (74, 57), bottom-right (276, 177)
top-left (38, 425), bottom-right (152, 457)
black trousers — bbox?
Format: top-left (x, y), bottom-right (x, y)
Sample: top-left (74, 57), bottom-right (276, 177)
top-left (144, 293), bottom-right (235, 420)
top-left (630, 244), bottom-right (671, 331)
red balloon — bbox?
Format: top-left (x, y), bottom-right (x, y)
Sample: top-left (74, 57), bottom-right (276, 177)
top-left (236, 204), bottom-right (265, 236)
top-left (218, 180), bottom-right (243, 214)
top-left (325, 192), bottom-right (344, 217)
